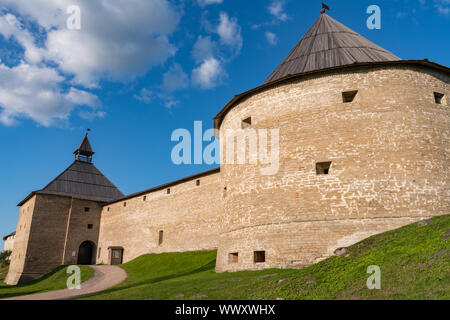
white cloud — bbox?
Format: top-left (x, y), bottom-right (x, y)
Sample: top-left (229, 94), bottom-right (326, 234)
top-left (265, 31), bottom-right (277, 45)
top-left (162, 63), bottom-right (189, 92)
top-left (217, 12), bottom-right (243, 55)
top-left (1, 1), bottom-right (181, 85)
top-left (192, 35), bottom-right (216, 64)
top-left (0, 0), bottom-right (182, 125)
top-left (268, 1), bottom-right (288, 22)
top-left (197, 0), bottom-right (223, 7)
top-left (0, 63), bottom-right (100, 126)
top-left (191, 57), bottom-right (225, 89)
top-left (133, 88), bottom-right (153, 104)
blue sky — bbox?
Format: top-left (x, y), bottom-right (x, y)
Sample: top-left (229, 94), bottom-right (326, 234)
top-left (0, 0), bottom-right (449, 248)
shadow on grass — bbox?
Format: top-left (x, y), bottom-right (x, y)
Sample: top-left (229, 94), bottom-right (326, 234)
top-left (82, 259), bottom-right (217, 299)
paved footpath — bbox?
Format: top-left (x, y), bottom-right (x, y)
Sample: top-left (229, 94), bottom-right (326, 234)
top-left (2, 265), bottom-right (127, 300)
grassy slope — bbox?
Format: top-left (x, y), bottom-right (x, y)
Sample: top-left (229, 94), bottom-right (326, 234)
top-left (0, 265), bottom-right (94, 299)
top-left (85, 214), bottom-right (449, 300)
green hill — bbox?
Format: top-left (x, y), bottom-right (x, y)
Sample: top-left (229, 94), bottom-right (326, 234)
top-left (84, 214), bottom-right (449, 300)
top-left (0, 266), bottom-right (93, 299)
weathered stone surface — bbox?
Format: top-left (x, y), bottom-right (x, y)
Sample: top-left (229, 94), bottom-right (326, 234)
top-left (418, 219), bottom-right (433, 227)
top-left (334, 248), bottom-right (348, 257)
top-left (258, 273), bottom-right (279, 280)
top-left (216, 66), bottom-right (449, 272)
top-left (97, 172), bottom-right (222, 264)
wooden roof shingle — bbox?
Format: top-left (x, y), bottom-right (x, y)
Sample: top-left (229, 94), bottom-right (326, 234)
top-left (265, 13), bottom-right (400, 83)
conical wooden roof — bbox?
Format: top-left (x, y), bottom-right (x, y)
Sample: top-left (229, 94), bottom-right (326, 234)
top-left (265, 13), bottom-right (400, 83)
top-left (74, 133), bottom-right (94, 156)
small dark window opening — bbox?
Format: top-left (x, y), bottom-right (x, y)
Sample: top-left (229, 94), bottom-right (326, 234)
top-left (88, 224), bottom-right (93, 229)
top-left (167, 188), bottom-right (171, 194)
top-left (143, 196), bottom-right (147, 201)
top-left (434, 92), bottom-right (444, 104)
top-left (107, 207), bottom-right (110, 212)
top-left (316, 162), bottom-right (332, 175)
top-left (98, 248), bottom-right (101, 258)
top-left (241, 117), bottom-right (252, 129)
top-left (159, 231), bottom-right (164, 246)
top-left (84, 207), bottom-right (90, 212)
top-left (123, 202), bottom-right (127, 207)
top-left (254, 251), bottom-right (266, 263)
top-left (229, 252), bottom-right (239, 264)
top-left (196, 179), bottom-right (200, 186)
top-left (342, 90), bottom-right (358, 103)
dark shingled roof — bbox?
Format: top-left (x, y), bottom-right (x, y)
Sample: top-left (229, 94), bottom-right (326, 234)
top-left (265, 13), bottom-right (400, 83)
top-left (18, 161), bottom-right (124, 206)
top-left (17, 134), bottom-right (124, 206)
top-left (74, 134), bottom-right (94, 156)
top-left (40, 160), bottom-right (124, 201)
top-left (18, 160), bottom-right (124, 207)
top-left (3, 231), bottom-right (15, 241)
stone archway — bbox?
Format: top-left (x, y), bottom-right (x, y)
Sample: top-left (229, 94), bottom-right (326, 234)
top-left (77, 241), bottom-right (94, 265)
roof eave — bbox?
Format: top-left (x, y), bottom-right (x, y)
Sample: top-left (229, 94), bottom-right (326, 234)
top-left (213, 60), bottom-right (450, 130)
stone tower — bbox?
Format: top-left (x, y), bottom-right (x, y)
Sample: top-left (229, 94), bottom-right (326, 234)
top-left (5, 133), bottom-right (124, 285)
top-left (214, 13), bottom-right (449, 272)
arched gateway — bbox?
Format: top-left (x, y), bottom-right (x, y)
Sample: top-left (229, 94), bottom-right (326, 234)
top-left (77, 241), bottom-right (94, 265)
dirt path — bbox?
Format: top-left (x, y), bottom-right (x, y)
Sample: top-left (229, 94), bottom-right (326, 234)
top-left (2, 265), bottom-right (127, 300)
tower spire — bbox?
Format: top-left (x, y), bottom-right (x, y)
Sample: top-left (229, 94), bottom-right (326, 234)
top-left (74, 129), bottom-right (94, 163)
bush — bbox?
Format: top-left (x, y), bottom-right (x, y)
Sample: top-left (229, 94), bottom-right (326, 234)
top-left (0, 251), bottom-right (11, 268)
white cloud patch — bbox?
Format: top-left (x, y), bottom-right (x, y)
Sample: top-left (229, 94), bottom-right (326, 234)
top-left (268, 1), bottom-right (288, 22)
top-left (197, 0), bottom-right (223, 7)
top-left (192, 35), bottom-right (216, 64)
top-left (133, 88), bottom-right (153, 104)
top-left (0, 0), bottom-right (181, 126)
top-left (265, 31), bottom-right (277, 45)
top-left (217, 12), bottom-right (243, 55)
top-left (162, 63), bottom-right (189, 92)
top-left (191, 57), bottom-right (225, 89)
top-left (0, 63), bottom-right (99, 126)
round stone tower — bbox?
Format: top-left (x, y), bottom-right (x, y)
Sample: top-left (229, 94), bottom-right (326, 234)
top-left (214, 14), bottom-right (450, 272)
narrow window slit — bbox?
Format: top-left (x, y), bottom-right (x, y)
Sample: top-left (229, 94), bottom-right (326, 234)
top-left (342, 90), bottom-right (358, 103)
top-left (316, 162), bottom-right (332, 175)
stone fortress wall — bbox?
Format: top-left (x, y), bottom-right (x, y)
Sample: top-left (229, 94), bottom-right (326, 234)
top-left (215, 65), bottom-right (449, 272)
top-left (97, 169), bottom-right (223, 264)
top-left (5, 194), bottom-right (102, 284)
top-left (5, 63), bottom-right (449, 284)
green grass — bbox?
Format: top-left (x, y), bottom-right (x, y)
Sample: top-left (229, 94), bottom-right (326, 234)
top-left (0, 266), bottom-right (8, 283)
top-left (84, 214), bottom-right (450, 300)
top-left (0, 265), bottom-right (94, 299)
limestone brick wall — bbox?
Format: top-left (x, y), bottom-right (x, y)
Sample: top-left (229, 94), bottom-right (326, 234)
top-left (97, 171), bottom-right (222, 264)
top-left (3, 235), bottom-right (15, 253)
top-left (216, 65), bottom-right (449, 272)
top-left (5, 196), bottom-right (36, 284)
top-left (5, 194), bottom-right (102, 285)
